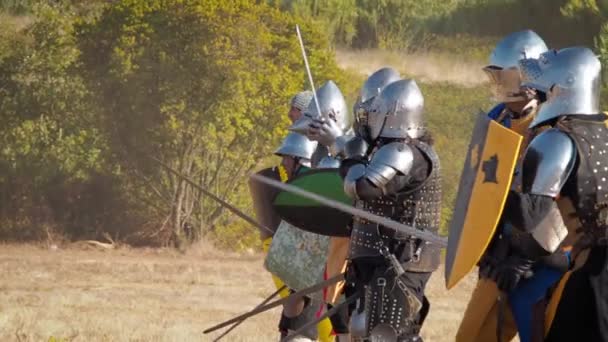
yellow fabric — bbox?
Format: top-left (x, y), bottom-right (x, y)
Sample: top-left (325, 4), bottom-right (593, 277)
top-left (278, 164), bottom-right (289, 183)
top-left (317, 318), bottom-right (334, 342)
top-left (544, 271), bottom-right (572, 337)
top-left (324, 237), bottom-right (350, 304)
top-left (262, 237), bottom-right (291, 298)
top-left (456, 278), bottom-right (518, 342)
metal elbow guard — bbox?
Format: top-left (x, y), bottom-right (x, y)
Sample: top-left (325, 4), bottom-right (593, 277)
top-left (366, 163), bottom-right (398, 192)
top-left (344, 164), bottom-right (366, 199)
top-left (365, 142), bottom-right (413, 190)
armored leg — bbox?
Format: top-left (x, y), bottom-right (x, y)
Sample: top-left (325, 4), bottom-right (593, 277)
top-left (279, 295), bottom-right (319, 341)
top-left (350, 258), bottom-right (431, 342)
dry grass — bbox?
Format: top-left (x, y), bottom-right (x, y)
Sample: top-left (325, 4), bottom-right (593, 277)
top-left (335, 49), bottom-right (487, 88)
top-left (0, 243), bottom-right (478, 341)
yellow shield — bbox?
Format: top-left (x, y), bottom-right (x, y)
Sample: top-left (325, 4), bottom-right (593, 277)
top-left (445, 113), bottom-right (523, 289)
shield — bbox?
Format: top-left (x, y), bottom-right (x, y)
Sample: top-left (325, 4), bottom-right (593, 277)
top-left (264, 220), bottom-right (330, 296)
top-left (273, 169), bottom-right (352, 237)
top-left (445, 113), bottom-right (523, 289)
top-left (249, 167), bottom-right (283, 240)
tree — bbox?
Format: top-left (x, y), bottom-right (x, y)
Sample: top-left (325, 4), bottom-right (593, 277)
top-left (0, 3), bottom-right (107, 240)
top-left (75, 0), bottom-right (349, 247)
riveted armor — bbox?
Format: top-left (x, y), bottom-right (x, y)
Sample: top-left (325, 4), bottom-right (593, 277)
top-left (557, 117), bottom-right (608, 236)
top-left (349, 141), bottom-right (442, 273)
top-left (364, 267), bottom-right (424, 340)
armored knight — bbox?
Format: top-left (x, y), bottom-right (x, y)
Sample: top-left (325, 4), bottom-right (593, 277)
top-left (291, 80), bottom-right (352, 169)
top-left (290, 80), bottom-right (355, 340)
top-left (275, 132), bottom-right (331, 340)
top-left (340, 79), bottom-right (442, 341)
top-left (251, 89), bottom-right (335, 342)
top-left (488, 47), bottom-right (607, 341)
top-left (304, 67), bottom-right (400, 158)
top-left (457, 30), bottom-right (568, 342)
top-left (483, 30), bottom-right (548, 132)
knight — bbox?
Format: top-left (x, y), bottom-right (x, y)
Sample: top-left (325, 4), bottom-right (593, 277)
top-left (489, 47), bottom-right (607, 341)
top-left (272, 131), bottom-right (334, 342)
top-left (304, 67), bottom-right (401, 161)
top-left (340, 79), bottom-right (442, 341)
top-left (290, 80), bottom-right (355, 341)
top-left (456, 30), bottom-right (571, 342)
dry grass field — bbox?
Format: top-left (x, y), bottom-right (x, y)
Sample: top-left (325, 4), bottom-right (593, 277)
top-left (335, 49), bottom-right (486, 88)
top-left (0, 243), bottom-right (477, 342)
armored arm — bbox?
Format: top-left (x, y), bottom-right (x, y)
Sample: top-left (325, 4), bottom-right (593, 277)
top-left (504, 128), bottom-right (577, 255)
top-left (343, 142), bottom-right (414, 200)
top-left (338, 136), bottom-right (369, 178)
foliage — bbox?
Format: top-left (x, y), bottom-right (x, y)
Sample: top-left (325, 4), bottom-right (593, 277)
top-left (2, 0), bottom-right (605, 249)
top-left (0, 3), bottom-right (110, 240)
top-left (0, 0), bottom-right (357, 248)
top-left (73, 0), bottom-right (354, 248)
top-left (421, 83), bottom-right (491, 234)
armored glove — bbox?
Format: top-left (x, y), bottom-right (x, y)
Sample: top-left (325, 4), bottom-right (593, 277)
top-left (489, 254), bottom-right (535, 292)
top-left (308, 117), bottom-right (343, 147)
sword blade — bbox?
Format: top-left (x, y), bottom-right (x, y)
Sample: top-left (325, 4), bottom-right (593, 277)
top-left (281, 292), bottom-right (360, 342)
top-left (212, 285), bottom-right (287, 342)
top-left (296, 24), bottom-right (324, 120)
top-left (249, 173), bottom-right (448, 248)
top-left (203, 273), bottom-right (345, 334)
top-left (150, 156), bottom-right (274, 236)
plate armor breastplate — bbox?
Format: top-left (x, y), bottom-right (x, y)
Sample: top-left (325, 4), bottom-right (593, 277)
top-left (350, 141), bottom-right (442, 272)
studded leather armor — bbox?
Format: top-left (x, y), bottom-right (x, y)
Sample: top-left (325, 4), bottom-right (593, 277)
top-left (349, 141), bottom-right (442, 272)
top-left (558, 116), bottom-right (608, 240)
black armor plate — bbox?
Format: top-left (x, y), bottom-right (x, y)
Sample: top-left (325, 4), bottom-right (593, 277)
top-left (350, 141), bottom-right (442, 272)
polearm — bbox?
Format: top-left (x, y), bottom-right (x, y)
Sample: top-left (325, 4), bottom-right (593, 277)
top-left (204, 273), bottom-right (345, 334)
top-left (212, 285), bottom-right (287, 341)
top-left (149, 156), bottom-right (275, 236)
top-left (249, 173), bottom-right (448, 248)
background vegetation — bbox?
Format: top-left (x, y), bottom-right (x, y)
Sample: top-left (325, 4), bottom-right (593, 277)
top-left (0, 0), bottom-right (604, 250)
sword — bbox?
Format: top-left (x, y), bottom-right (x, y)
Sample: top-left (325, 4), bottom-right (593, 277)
top-left (249, 173), bottom-right (448, 248)
top-left (212, 285), bottom-right (287, 341)
top-left (203, 273), bottom-right (345, 334)
top-left (149, 156), bottom-right (275, 236)
top-left (281, 292), bottom-right (360, 342)
top-left (296, 24), bottom-right (324, 121)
